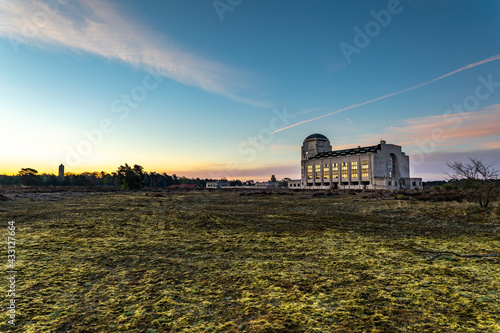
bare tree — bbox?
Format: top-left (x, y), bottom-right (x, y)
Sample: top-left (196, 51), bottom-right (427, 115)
top-left (446, 158), bottom-right (499, 208)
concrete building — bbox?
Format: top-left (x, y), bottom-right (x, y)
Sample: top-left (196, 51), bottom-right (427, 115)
top-left (58, 164), bottom-right (64, 178)
top-left (206, 180), bottom-right (231, 189)
top-left (298, 134), bottom-right (422, 190)
top-left (287, 179), bottom-right (301, 189)
top-left (255, 181), bottom-right (280, 188)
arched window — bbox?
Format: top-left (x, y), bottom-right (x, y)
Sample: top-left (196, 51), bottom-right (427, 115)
top-left (387, 154), bottom-right (398, 178)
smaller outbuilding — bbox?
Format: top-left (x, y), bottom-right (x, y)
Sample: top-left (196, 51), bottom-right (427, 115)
top-left (206, 180), bottom-right (231, 189)
top-left (255, 181), bottom-right (280, 188)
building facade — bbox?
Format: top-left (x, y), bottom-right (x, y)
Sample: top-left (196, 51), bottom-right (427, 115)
top-left (206, 180), bottom-right (231, 189)
top-left (298, 134), bottom-right (422, 190)
top-left (255, 181), bottom-right (280, 188)
top-left (287, 179), bottom-right (301, 189)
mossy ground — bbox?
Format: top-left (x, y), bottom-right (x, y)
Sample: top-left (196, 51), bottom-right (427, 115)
top-left (1, 190), bottom-right (499, 332)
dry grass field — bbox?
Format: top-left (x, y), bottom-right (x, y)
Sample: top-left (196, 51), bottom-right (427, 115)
top-left (0, 189), bottom-right (499, 332)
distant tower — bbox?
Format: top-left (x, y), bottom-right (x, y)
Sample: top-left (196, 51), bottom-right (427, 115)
top-left (58, 164), bottom-right (64, 178)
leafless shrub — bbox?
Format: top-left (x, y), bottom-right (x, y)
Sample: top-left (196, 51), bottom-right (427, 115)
top-left (446, 157), bottom-right (499, 208)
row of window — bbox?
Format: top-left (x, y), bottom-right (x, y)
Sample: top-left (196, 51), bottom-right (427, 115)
top-left (307, 161), bottom-right (369, 180)
top-left (306, 181), bottom-right (371, 187)
top-left (387, 181), bottom-right (422, 186)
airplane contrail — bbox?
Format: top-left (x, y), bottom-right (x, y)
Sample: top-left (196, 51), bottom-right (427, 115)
top-left (273, 53), bottom-right (500, 133)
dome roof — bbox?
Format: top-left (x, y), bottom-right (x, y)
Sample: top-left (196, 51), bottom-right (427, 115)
top-left (305, 133), bottom-right (329, 141)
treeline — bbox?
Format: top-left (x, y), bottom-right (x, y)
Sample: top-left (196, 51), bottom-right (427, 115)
top-left (423, 179), bottom-right (500, 190)
top-left (0, 165), bottom-right (243, 189)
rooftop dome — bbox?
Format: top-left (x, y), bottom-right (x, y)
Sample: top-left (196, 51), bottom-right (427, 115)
top-left (305, 133), bottom-right (329, 141)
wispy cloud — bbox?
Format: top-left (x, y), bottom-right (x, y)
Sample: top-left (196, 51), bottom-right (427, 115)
top-left (0, 0), bottom-right (270, 107)
top-left (273, 54), bottom-right (500, 133)
top-left (480, 142), bottom-right (500, 150)
top-left (383, 105), bottom-right (500, 147)
top-left (173, 162), bottom-right (300, 181)
top-left (342, 104), bottom-right (500, 150)
top-left (409, 148), bottom-right (500, 181)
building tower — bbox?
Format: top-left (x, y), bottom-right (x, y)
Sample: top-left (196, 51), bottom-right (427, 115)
top-left (301, 133), bottom-right (332, 160)
top-left (301, 134), bottom-right (332, 186)
top-left (58, 164), bottom-right (64, 178)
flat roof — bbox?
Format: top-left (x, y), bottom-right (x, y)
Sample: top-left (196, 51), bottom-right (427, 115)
top-left (311, 144), bottom-right (381, 159)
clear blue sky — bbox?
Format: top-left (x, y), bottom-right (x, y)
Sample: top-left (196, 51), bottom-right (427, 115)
top-left (1, 0), bottom-right (499, 180)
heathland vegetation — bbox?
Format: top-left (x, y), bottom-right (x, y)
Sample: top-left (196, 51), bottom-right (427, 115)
top-left (0, 188), bottom-right (498, 332)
